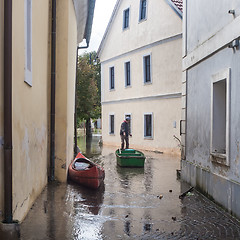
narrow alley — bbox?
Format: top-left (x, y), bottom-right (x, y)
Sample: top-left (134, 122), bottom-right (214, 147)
top-left (2, 135), bottom-right (240, 240)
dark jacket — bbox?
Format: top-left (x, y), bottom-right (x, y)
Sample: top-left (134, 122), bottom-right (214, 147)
top-left (120, 121), bottom-right (129, 137)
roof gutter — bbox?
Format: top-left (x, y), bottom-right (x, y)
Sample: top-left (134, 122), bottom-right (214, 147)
top-left (84, 0), bottom-right (96, 46)
top-left (3, 0), bottom-right (13, 223)
top-left (49, 0), bottom-right (56, 181)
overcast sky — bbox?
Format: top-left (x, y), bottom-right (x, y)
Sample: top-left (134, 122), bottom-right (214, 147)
top-left (79, 0), bottom-right (117, 55)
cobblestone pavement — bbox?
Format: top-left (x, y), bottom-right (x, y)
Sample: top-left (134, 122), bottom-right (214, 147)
top-left (1, 139), bottom-right (240, 240)
top-left (138, 188), bottom-right (240, 240)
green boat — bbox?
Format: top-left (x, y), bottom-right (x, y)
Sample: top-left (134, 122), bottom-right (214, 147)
top-left (115, 149), bottom-right (145, 167)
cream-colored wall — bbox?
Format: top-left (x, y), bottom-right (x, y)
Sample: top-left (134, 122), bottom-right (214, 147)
top-left (12, 0), bottom-right (49, 221)
top-left (0, 0), bottom-right (4, 221)
top-left (100, 0), bottom-right (182, 155)
top-left (67, 0), bottom-right (77, 173)
top-left (55, 0), bottom-right (77, 182)
top-left (102, 96), bottom-right (181, 155)
top-left (100, 0), bottom-right (182, 62)
top-left (102, 38), bottom-right (182, 103)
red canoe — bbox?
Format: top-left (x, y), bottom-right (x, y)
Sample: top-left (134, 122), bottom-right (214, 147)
top-left (68, 152), bottom-right (105, 189)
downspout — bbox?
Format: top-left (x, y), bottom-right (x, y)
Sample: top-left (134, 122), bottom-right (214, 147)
top-left (3, 0), bottom-right (13, 223)
top-left (74, 44), bottom-right (89, 157)
top-left (50, 0), bottom-right (56, 181)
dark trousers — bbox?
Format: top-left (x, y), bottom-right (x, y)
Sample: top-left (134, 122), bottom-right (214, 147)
top-left (121, 135), bottom-right (129, 150)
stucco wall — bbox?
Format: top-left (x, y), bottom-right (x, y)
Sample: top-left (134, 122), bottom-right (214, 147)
top-left (101, 38), bottom-right (182, 154)
top-left (102, 37), bottom-right (182, 103)
top-left (55, 0), bottom-right (77, 182)
top-left (186, 47), bottom-right (240, 183)
top-left (186, 0), bottom-right (240, 53)
top-left (11, 0), bottom-right (50, 221)
top-left (0, 0), bottom-right (4, 221)
top-left (182, 0), bottom-right (240, 218)
top-left (102, 96), bottom-right (181, 154)
top-left (100, 0), bottom-right (182, 155)
top-left (99, 0), bottom-right (182, 62)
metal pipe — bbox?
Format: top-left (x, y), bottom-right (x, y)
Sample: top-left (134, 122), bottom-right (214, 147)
top-left (74, 48), bottom-right (79, 157)
top-left (49, 0), bottom-right (56, 181)
top-left (74, 43), bottom-right (90, 157)
top-left (3, 0), bottom-right (13, 223)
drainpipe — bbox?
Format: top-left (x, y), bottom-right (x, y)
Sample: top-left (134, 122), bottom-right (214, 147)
top-left (3, 0), bottom-right (13, 223)
top-left (74, 43), bottom-right (89, 157)
top-left (49, 0), bottom-right (56, 181)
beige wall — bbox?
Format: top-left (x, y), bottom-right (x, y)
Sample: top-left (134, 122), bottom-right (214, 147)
top-left (55, 0), bottom-right (77, 182)
top-left (100, 0), bottom-right (182, 62)
top-left (102, 95), bottom-right (181, 155)
top-left (0, 0), bottom-right (4, 221)
top-left (100, 0), bottom-right (182, 155)
top-left (11, 0), bottom-right (50, 221)
top-left (102, 38), bottom-right (182, 103)
top-left (0, 0), bottom-right (87, 222)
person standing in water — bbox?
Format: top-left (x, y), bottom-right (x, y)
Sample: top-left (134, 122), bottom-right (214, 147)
top-left (120, 117), bottom-right (132, 150)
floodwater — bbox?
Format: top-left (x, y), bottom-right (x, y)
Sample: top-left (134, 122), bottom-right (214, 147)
top-left (6, 134), bottom-right (240, 239)
top-left (19, 134), bottom-right (183, 239)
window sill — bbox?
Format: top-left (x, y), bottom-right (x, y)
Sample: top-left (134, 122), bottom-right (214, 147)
top-left (139, 18), bottom-right (147, 23)
top-left (210, 152), bottom-right (229, 166)
top-left (144, 81), bottom-right (152, 85)
top-left (144, 137), bottom-right (153, 140)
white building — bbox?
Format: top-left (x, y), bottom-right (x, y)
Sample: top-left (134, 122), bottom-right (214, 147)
top-left (181, 1), bottom-right (240, 218)
top-left (98, 0), bottom-right (183, 155)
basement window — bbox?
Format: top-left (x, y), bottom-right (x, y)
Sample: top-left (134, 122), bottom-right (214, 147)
top-left (210, 68), bottom-right (230, 166)
top-left (144, 113), bottom-right (153, 139)
top-left (109, 114), bottom-right (115, 135)
top-left (24, 0), bottom-right (32, 86)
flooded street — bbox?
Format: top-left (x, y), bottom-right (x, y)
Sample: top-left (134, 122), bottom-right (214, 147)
top-left (7, 135), bottom-right (240, 239)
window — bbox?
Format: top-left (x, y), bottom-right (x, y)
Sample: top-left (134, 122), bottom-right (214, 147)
top-left (125, 61), bottom-right (131, 87)
top-left (123, 8), bottom-right (130, 29)
top-left (211, 68), bottom-right (230, 166)
top-left (109, 114), bottom-right (115, 134)
top-left (139, 0), bottom-right (147, 21)
top-left (109, 67), bottom-right (115, 90)
top-left (144, 113), bottom-right (153, 138)
top-left (143, 55), bottom-right (151, 83)
top-left (25, 0), bottom-right (32, 86)
top-left (125, 114), bottom-right (132, 134)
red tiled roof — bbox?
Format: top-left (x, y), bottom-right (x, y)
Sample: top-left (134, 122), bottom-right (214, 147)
top-left (171, 0), bottom-right (183, 12)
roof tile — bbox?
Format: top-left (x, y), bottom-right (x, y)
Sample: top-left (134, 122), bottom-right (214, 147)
top-left (171, 0), bottom-right (183, 12)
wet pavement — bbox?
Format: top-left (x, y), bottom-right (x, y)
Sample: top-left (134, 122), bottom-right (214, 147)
top-left (2, 134), bottom-right (240, 239)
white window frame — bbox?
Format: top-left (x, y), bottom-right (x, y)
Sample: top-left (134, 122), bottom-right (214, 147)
top-left (109, 66), bottom-right (115, 90)
top-left (24, 0), bottom-right (32, 86)
top-left (123, 7), bottom-right (130, 30)
top-left (143, 53), bottom-right (152, 84)
top-left (144, 113), bottom-right (153, 139)
top-left (139, 0), bottom-right (147, 22)
top-left (210, 68), bottom-right (230, 166)
top-left (124, 61), bottom-right (131, 87)
top-left (124, 113), bottom-right (132, 134)
top-left (109, 113), bottom-right (115, 135)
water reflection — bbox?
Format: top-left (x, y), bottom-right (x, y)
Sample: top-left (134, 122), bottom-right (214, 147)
top-left (69, 182), bottom-right (105, 215)
top-left (20, 135), bottom-right (185, 240)
top-left (77, 134), bottom-right (102, 158)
